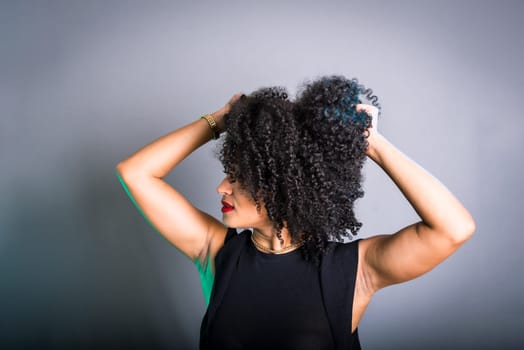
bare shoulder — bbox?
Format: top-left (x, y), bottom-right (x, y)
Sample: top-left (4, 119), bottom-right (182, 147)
top-left (189, 211), bottom-right (228, 266)
top-left (205, 221), bottom-right (229, 264)
top-left (355, 236), bottom-right (386, 295)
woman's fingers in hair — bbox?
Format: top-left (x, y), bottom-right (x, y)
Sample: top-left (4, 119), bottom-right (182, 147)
top-left (356, 104), bottom-right (379, 131)
top-left (219, 93), bottom-right (244, 117)
top-left (227, 93), bottom-right (244, 107)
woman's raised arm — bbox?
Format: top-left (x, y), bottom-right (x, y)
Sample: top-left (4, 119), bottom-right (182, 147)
top-left (357, 106), bottom-right (476, 293)
top-left (115, 94), bottom-right (242, 265)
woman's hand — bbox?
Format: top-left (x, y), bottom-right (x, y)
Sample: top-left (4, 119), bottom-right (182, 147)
top-left (355, 104), bottom-right (380, 157)
top-left (211, 93), bottom-right (244, 133)
top-left (355, 103), bottom-right (379, 133)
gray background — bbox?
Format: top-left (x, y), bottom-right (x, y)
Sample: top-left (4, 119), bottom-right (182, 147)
top-left (1, 0), bottom-right (523, 349)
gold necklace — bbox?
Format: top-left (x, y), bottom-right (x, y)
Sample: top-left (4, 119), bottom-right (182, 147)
top-left (250, 231), bottom-right (304, 254)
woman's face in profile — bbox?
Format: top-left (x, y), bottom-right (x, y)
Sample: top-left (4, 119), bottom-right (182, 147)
top-left (216, 175), bottom-right (271, 230)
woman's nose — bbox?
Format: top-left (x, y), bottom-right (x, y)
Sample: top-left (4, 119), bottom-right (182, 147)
top-left (217, 176), bottom-right (232, 195)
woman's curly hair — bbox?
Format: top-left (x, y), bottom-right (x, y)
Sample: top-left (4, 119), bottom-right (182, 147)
top-left (218, 75), bottom-right (380, 266)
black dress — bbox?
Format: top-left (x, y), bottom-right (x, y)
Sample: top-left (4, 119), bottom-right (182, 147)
top-left (200, 228), bottom-right (361, 350)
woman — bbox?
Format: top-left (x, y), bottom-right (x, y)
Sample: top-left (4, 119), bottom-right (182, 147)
top-left (116, 75), bottom-right (475, 349)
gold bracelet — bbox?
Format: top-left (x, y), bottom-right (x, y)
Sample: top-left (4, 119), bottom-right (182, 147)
top-left (200, 114), bottom-right (220, 140)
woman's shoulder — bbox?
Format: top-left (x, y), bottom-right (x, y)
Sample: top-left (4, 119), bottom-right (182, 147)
top-left (217, 228), bottom-right (251, 255)
top-left (224, 228), bottom-right (251, 243)
top-left (323, 238), bottom-right (361, 263)
top-left (326, 238), bottom-right (360, 250)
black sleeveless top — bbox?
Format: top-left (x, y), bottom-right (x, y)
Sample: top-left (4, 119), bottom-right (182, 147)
top-left (200, 228), bottom-right (361, 350)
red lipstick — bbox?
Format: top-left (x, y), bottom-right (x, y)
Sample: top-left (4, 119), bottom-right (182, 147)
top-left (221, 200), bottom-right (234, 213)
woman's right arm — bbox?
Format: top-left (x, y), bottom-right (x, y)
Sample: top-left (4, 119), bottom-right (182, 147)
top-left (115, 94), bottom-right (242, 265)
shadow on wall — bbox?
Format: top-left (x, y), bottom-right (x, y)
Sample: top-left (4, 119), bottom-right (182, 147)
top-left (0, 147), bottom-right (198, 349)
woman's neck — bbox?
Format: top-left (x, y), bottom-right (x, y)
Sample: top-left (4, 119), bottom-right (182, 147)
top-left (252, 227), bottom-right (302, 252)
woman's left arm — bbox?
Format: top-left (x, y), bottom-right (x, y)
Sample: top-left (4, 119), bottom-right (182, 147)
top-left (358, 106), bottom-right (476, 292)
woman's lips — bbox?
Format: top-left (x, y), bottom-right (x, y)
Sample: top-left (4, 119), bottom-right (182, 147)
top-left (221, 201), bottom-right (234, 213)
